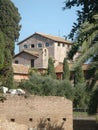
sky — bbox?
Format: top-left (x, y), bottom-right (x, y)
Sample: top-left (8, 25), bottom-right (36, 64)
top-left (11, 0), bottom-right (78, 54)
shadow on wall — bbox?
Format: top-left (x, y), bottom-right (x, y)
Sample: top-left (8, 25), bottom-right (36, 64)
top-left (36, 118), bottom-right (65, 130)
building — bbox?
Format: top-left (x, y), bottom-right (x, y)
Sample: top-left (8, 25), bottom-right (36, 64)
top-left (13, 32), bottom-right (72, 69)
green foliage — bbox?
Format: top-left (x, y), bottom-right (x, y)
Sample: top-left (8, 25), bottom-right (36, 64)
top-left (63, 0), bottom-right (98, 40)
top-left (73, 83), bottom-right (89, 108)
top-left (62, 58), bottom-right (70, 80)
top-left (0, 0), bottom-right (21, 42)
top-left (0, 0), bottom-right (21, 88)
top-left (68, 43), bottom-right (79, 60)
top-left (74, 66), bottom-right (84, 85)
top-left (47, 57), bottom-right (56, 79)
top-left (0, 31), bottom-right (5, 66)
top-left (63, 0), bottom-right (98, 111)
top-left (0, 31), bottom-right (5, 82)
top-left (56, 80), bottom-right (74, 101)
top-left (88, 84), bottom-right (98, 115)
top-left (28, 68), bottom-right (40, 76)
top-left (19, 74), bottom-right (74, 100)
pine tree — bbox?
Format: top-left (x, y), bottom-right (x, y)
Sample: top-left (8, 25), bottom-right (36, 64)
top-left (47, 57), bottom-right (56, 79)
top-left (62, 58), bottom-right (70, 80)
top-left (0, 0), bottom-right (21, 88)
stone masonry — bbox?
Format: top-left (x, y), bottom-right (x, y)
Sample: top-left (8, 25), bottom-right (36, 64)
top-left (0, 95), bottom-right (73, 130)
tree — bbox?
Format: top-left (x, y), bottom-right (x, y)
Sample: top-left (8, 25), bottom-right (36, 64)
top-left (0, 0), bottom-right (21, 88)
top-left (88, 84), bottom-right (98, 115)
top-left (0, 31), bottom-right (5, 84)
top-left (62, 58), bottom-right (70, 80)
top-left (74, 66), bottom-right (84, 85)
top-left (47, 57), bottom-right (56, 79)
top-left (64, 0), bottom-right (98, 73)
top-left (63, 0), bottom-right (98, 40)
top-left (63, 0), bottom-right (98, 113)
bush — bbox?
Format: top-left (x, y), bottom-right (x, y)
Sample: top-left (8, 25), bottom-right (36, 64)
top-left (56, 80), bottom-right (74, 100)
top-left (19, 74), bottom-right (74, 100)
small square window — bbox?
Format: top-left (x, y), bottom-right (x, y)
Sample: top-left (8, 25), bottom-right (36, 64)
top-left (58, 43), bottom-right (60, 46)
top-left (63, 44), bottom-right (65, 47)
top-left (31, 44), bottom-right (34, 48)
top-left (15, 60), bottom-right (18, 64)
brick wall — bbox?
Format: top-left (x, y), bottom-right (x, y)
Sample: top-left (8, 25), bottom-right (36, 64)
top-left (0, 95), bottom-right (73, 130)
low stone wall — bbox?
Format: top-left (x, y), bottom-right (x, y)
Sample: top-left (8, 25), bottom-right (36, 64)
top-left (0, 95), bottom-right (73, 130)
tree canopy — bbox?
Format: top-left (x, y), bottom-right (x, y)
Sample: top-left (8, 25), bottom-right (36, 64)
top-left (0, 0), bottom-right (21, 88)
top-left (47, 57), bottom-right (56, 79)
top-left (62, 58), bottom-right (70, 80)
top-left (64, 0), bottom-right (98, 113)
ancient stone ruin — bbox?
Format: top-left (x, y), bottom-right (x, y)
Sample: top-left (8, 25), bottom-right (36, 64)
top-left (0, 95), bottom-right (73, 130)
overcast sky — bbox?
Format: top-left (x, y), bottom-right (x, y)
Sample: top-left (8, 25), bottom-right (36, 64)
top-left (11, 0), bottom-right (78, 54)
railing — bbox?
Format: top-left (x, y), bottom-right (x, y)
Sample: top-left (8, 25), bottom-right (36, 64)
top-left (73, 108), bottom-right (96, 119)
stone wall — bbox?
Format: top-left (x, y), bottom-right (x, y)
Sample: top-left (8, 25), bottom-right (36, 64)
top-left (0, 95), bottom-right (73, 130)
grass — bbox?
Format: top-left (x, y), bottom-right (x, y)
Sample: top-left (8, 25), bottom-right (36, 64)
top-left (73, 112), bottom-right (96, 119)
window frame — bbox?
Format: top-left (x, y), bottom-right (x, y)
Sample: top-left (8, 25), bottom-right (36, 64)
top-left (38, 43), bottom-right (42, 48)
top-left (45, 42), bottom-right (49, 47)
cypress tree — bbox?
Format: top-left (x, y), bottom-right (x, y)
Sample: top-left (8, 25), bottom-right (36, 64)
top-left (47, 57), bottom-right (56, 79)
top-left (74, 66), bottom-right (84, 85)
top-left (62, 58), bottom-right (70, 80)
top-left (0, 31), bottom-right (5, 84)
top-left (0, 0), bottom-right (21, 88)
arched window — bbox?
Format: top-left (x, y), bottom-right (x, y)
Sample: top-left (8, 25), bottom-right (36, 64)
top-left (45, 42), bottom-right (49, 47)
top-left (38, 43), bottom-right (42, 48)
top-left (44, 49), bottom-right (47, 56)
top-left (24, 44), bottom-right (28, 48)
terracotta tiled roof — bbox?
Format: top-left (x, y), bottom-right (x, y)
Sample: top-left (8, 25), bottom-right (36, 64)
top-left (13, 63), bottom-right (29, 74)
top-left (14, 50), bottom-right (39, 58)
top-left (35, 32), bottom-right (72, 44)
top-left (55, 63), bottom-right (89, 73)
top-left (23, 50), bottom-right (39, 57)
top-left (18, 32), bottom-right (72, 45)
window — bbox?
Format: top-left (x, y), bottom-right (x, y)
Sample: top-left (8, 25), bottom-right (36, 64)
top-left (15, 60), bottom-right (18, 64)
top-left (31, 44), bottom-right (35, 48)
top-left (45, 42), bottom-right (49, 47)
top-left (58, 43), bottom-right (60, 46)
top-left (63, 44), bottom-right (65, 47)
top-left (31, 59), bottom-right (34, 67)
top-left (38, 43), bottom-right (42, 48)
top-left (24, 44), bottom-right (28, 48)
top-left (44, 49), bottom-right (47, 56)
